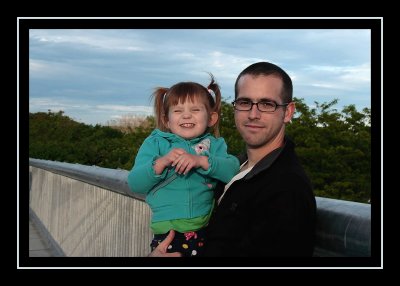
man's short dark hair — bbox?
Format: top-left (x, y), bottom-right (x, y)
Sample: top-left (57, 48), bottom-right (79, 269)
top-left (234, 61), bottom-right (293, 103)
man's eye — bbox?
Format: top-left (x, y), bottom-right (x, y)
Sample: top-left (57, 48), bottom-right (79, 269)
top-left (239, 101), bottom-right (251, 106)
top-left (258, 101), bottom-right (275, 108)
top-left (260, 102), bottom-right (273, 107)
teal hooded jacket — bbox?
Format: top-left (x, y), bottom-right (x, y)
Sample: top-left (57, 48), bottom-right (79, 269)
top-left (127, 129), bottom-right (240, 223)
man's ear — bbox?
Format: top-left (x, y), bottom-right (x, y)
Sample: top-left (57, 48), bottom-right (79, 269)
top-left (208, 112), bottom-right (219, 127)
top-left (283, 102), bottom-right (295, 124)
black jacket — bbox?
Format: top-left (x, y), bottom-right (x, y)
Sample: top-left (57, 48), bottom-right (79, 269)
top-left (204, 137), bottom-right (316, 257)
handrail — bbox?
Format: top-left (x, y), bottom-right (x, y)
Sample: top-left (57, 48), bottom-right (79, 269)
top-left (29, 158), bottom-right (144, 201)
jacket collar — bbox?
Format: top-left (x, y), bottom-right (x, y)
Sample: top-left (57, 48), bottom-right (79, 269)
top-left (241, 136), bottom-right (294, 180)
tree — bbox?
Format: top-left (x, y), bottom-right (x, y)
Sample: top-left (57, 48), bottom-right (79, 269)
top-left (286, 98), bottom-right (371, 203)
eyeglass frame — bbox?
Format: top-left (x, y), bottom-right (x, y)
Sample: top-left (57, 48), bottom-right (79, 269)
top-left (232, 98), bottom-right (290, 113)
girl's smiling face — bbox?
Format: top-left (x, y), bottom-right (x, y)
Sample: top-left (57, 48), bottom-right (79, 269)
top-left (166, 98), bottom-right (216, 140)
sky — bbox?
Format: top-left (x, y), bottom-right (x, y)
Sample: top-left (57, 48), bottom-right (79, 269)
top-left (28, 28), bottom-right (371, 126)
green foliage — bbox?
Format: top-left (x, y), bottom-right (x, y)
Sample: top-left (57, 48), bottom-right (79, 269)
top-left (29, 98), bottom-right (371, 203)
top-left (219, 101), bottom-right (246, 155)
top-left (286, 98), bottom-right (371, 203)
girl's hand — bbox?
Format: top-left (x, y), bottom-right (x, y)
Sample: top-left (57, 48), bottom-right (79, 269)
top-left (172, 153), bottom-right (209, 175)
top-left (153, 148), bottom-right (186, 175)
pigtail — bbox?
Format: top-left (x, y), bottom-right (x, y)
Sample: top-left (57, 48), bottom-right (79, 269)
top-left (151, 87), bottom-right (169, 131)
top-left (207, 73), bottom-right (222, 137)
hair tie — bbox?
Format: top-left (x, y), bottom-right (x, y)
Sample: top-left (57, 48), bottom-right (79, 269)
top-left (208, 89), bottom-right (215, 98)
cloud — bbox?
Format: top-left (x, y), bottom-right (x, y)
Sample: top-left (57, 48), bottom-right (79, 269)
top-left (29, 97), bottom-right (88, 110)
top-left (29, 97), bottom-right (154, 125)
top-left (30, 29), bottom-right (147, 52)
top-left (339, 63), bottom-right (370, 84)
top-left (299, 63), bottom-right (371, 92)
top-left (96, 105), bottom-right (153, 114)
top-left (29, 59), bottom-right (75, 79)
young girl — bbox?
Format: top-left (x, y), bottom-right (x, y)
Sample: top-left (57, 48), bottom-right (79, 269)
top-left (127, 74), bottom-right (239, 257)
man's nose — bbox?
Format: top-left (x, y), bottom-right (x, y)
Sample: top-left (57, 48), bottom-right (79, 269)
top-left (248, 103), bottom-right (261, 119)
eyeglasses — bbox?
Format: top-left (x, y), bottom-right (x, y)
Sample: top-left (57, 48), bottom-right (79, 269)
top-left (232, 99), bottom-right (289, 113)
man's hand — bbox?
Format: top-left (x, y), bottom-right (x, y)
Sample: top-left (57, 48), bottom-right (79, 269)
top-left (147, 230), bottom-right (182, 257)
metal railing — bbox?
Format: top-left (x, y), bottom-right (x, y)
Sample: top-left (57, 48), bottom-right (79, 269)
top-left (29, 158), bottom-right (371, 257)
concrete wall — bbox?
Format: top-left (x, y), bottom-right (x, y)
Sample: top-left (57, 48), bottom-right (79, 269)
top-left (29, 164), bottom-right (151, 257)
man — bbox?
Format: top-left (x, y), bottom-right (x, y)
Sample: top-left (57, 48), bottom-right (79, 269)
top-left (149, 62), bottom-right (316, 257)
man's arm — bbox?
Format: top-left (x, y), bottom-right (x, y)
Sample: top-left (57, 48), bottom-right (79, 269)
top-left (243, 176), bottom-right (314, 256)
